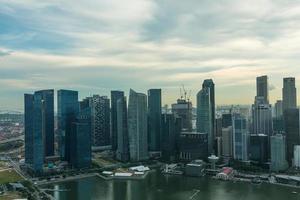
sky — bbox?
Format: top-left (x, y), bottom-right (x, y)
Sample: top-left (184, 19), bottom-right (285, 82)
top-left (1, 0), bottom-right (300, 111)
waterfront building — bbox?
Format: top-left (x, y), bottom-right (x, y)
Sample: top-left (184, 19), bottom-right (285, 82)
top-left (111, 91), bottom-right (125, 152)
top-left (282, 77), bottom-right (297, 111)
top-left (128, 89), bottom-right (149, 161)
top-left (116, 96), bottom-right (130, 162)
top-left (197, 87), bottom-right (213, 154)
top-left (148, 89), bottom-right (162, 152)
top-left (91, 95), bottom-right (110, 147)
top-left (249, 134), bottom-right (268, 164)
top-left (161, 113), bottom-right (176, 161)
top-left (179, 132), bottom-right (208, 161)
top-left (232, 114), bottom-right (248, 161)
top-left (270, 134), bottom-right (288, 172)
top-left (24, 89), bottom-right (54, 173)
top-left (222, 126), bottom-right (232, 158)
top-left (284, 108), bottom-right (300, 165)
top-left (70, 105), bottom-right (92, 169)
top-left (171, 99), bottom-right (192, 131)
top-left (57, 89), bottom-right (79, 162)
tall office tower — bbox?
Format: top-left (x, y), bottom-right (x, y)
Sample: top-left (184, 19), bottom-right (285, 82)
top-left (284, 108), bottom-right (300, 165)
top-left (128, 89), bottom-right (149, 161)
top-left (249, 134), bottom-right (268, 164)
top-left (216, 118), bottom-right (222, 137)
top-left (197, 87), bottom-right (213, 154)
top-left (256, 75), bottom-right (269, 104)
top-left (148, 89), bottom-right (162, 152)
top-left (283, 77), bottom-right (297, 111)
top-left (232, 114), bottom-right (248, 161)
top-left (274, 100), bottom-right (283, 119)
top-left (57, 90), bottom-right (79, 162)
top-left (222, 113), bottom-right (232, 128)
top-left (91, 95), bottom-right (110, 147)
top-left (116, 96), bottom-right (129, 162)
top-left (24, 90), bottom-right (54, 173)
top-left (161, 113), bottom-right (177, 161)
top-left (222, 126), bottom-right (232, 158)
top-left (202, 79), bottom-right (216, 140)
top-left (70, 105), bottom-right (92, 169)
top-left (270, 134), bottom-right (288, 172)
top-left (252, 96), bottom-right (273, 156)
top-left (171, 99), bottom-right (192, 131)
top-left (111, 91), bottom-right (125, 152)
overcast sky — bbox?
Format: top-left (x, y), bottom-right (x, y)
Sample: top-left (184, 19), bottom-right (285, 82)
top-left (1, 0), bottom-right (300, 110)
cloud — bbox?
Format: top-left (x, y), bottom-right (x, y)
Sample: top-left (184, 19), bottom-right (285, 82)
top-left (1, 0), bottom-right (300, 110)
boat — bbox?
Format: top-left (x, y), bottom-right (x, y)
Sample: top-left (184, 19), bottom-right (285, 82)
top-left (251, 177), bottom-right (262, 185)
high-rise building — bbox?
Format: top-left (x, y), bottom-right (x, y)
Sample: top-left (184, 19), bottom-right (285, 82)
top-left (57, 90), bottom-right (79, 161)
top-left (171, 99), bottom-right (192, 131)
top-left (222, 113), bottom-right (232, 128)
top-left (161, 113), bottom-right (177, 161)
top-left (270, 134), bottom-right (288, 172)
top-left (249, 134), bottom-right (268, 164)
top-left (148, 89), bottom-right (162, 152)
top-left (70, 105), bottom-right (92, 169)
top-left (256, 75), bottom-right (269, 104)
top-left (202, 79), bottom-right (215, 133)
top-left (179, 132), bottom-right (208, 161)
top-left (284, 108), bottom-right (300, 165)
top-left (274, 100), bottom-right (283, 119)
top-left (197, 87), bottom-right (213, 154)
top-left (91, 95), bottom-right (110, 147)
top-left (116, 96), bottom-right (130, 162)
top-left (128, 89), bottom-right (148, 161)
top-left (294, 145), bottom-right (300, 169)
top-left (232, 114), bottom-right (248, 161)
top-left (111, 91), bottom-right (125, 152)
top-left (282, 77), bottom-right (297, 111)
top-left (24, 90), bottom-right (54, 173)
top-left (222, 126), bottom-right (232, 158)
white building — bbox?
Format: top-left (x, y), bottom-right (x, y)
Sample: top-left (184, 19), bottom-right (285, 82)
top-left (294, 145), bottom-right (300, 168)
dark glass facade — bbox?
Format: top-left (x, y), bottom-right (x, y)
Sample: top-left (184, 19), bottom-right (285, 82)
top-left (57, 90), bottom-right (79, 161)
top-left (111, 91), bottom-right (125, 152)
top-left (148, 89), bottom-right (162, 152)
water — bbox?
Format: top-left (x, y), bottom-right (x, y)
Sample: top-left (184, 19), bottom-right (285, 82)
top-left (45, 171), bottom-right (300, 200)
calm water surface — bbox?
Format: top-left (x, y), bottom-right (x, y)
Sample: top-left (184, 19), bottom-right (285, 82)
top-left (44, 171), bottom-right (300, 200)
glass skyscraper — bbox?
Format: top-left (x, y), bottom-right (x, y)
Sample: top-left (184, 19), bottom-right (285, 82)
top-left (232, 114), bottom-right (248, 161)
top-left (147, 89), bottom-right (162, 152)
top-left (57, 89), bottom-right (79, 161)
top-left (128, 89), bottom-right (149, 161)
top-left (111, 91), bottom-right (125, 152)
top-left (283, 77), bottom-right (297, 111)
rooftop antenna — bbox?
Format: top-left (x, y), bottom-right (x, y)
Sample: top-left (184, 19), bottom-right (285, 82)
top-left (182, 84), bottom-right (187, 101)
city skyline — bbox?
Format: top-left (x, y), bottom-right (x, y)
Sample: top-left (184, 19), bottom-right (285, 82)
top-left (2, 1), bottom-right (300, 110)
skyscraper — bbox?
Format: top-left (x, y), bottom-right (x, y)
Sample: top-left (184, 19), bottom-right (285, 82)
top-left (256, 75), bottom-right (269, 104)
top-left (282, 77), bottom-right (297, 111)
top-left (197, 87), bottom-right (213, 154)
top-left (171, 99), bottom-right (192, 131)
top-left (57, 90), bottom-right (79, 161)
top-left (148, 89), bottom-right (162, 152)
top-left (91, 95), bottom-right (110, 147)
top-left (284, 108), bottom-right (300, 165)
top-left (274, 100), bottom-right (283, 119)
top-left (128, 89), bottom-right (148, 161)
top-left (111, 91), bottom-right (125, 152)
top-left (116, 96), bottom-right (129, 162)
top-left (202, 79), bottom-right (215, 136)
top-left (24, 89), bottom-right (54, 173)
top-left (222, 126), bottom-right (232, 158)
top-left (161, 113), bottom-right (177, 161)
top-left (270, 134), bottom-right (288, 172)
top-left (70, 105), bottom-right (92, 169)
top-left (232, 114), bottom-right (248, 161)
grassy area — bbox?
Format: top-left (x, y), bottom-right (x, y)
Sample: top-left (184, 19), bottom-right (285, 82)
top-left (0, 169), bottom-right (23, 184)
top-left (0, 191), bottom-right (22, 200)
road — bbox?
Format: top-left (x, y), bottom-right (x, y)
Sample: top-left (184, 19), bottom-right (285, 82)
top-left (0, 135), bottom-right (24, 144)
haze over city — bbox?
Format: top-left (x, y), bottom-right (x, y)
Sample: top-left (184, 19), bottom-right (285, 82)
top-left (1, 0), bottom-right (300, 110)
